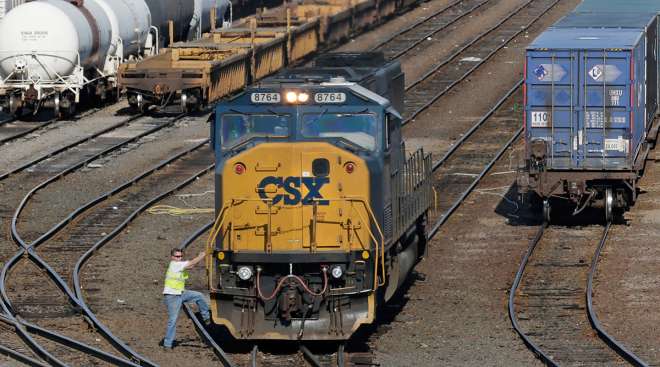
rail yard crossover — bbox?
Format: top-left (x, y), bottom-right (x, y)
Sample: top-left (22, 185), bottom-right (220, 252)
top-left (3, 0), bottom-right (660, 366)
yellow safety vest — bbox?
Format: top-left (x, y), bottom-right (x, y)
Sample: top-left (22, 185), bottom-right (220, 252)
top-left (164, 261), bottom-right (189, 292)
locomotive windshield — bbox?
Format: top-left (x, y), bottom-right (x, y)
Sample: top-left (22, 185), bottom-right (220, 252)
top-left (301, 112), bottom-right (378, 151)
top-left (221, 113), bottom-right (290, 148)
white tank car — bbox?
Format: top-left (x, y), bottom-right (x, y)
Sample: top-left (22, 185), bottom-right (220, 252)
top-left (0, 0), bottom-right (231, 117)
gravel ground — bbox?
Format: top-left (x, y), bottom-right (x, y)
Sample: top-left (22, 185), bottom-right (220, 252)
top-left (373, 139), bottom-right (543, 366)
top-left (0, 101), bottom-right (133, 171)
top-left (80, 174), bottom-right (217, 366)
top-left (15, 116), bottom-right (210, 243)
top-left (593, 151), bottom-right (660, 364)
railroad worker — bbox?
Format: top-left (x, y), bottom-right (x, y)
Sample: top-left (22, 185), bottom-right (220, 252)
top-left (161, 248), bottom-right (210, 350)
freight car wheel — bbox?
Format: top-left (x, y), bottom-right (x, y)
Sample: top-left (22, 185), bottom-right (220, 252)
top-left (542, 199), bottom-right (551, 223)
top-left (9, 94), bottom-right (21, 116)
top-left (54, 94), bottom-right (61, 118)
top-left (605, 187), bottom-right (614, 223)
top-left (181, 93), bottom-right (189, 113)
top-left (129, 93), bottom-right (145, 113)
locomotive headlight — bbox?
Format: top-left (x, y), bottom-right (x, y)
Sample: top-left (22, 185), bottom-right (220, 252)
top-left (237, 266), bottom-right (253, 280)
top-left (331, 265), bottom-right (343, 279)
top-left (297, 93), bottom-right (309, 102)
top-left (285, 91), bottom-right (309, 103)
top-left (286, 91), bottom-right (298, 103)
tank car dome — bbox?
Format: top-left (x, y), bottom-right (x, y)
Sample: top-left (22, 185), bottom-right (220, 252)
top-left (0, 1), bottom-right (87, 81)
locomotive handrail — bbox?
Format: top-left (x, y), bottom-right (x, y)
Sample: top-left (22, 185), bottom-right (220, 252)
top-left (206, 196), bottom-right (386, 289)
top-left (319, 197), bottom-right (386, 288)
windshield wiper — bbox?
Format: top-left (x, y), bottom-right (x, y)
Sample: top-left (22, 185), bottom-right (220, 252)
top-left (306, 108), bottom-right (328, 128)
top-left (229, 108), bottom-right (253, 116)
top-left (267, 108), bottom-right (288, 117)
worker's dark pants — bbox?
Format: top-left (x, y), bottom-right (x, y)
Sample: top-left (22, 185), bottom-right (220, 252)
top-left (163, 290), bottom-right (210, 347)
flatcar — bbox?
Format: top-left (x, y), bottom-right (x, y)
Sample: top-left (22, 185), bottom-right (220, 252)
top-left (205, 52), bottom-right (432, 340)
top-left (519, 11), bottom-right (660, 222)
top-left (118, 0), bottom-right (416, 113)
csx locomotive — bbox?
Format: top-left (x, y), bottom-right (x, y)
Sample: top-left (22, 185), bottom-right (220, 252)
top-left (206, 53), bottom-right (432, 340)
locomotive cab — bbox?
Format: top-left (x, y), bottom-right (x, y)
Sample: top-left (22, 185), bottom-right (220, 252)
top-left (207, 54), bottom-right (432, 340)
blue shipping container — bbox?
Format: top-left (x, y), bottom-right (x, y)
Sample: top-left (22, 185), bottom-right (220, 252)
top-left (553, 11), bottom-right (659, 120)
top-left (526, 28), bottom-right (648, 171)
top-left (576, 0), bottom-right (660, 14)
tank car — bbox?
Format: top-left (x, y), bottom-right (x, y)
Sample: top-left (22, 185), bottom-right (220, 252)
top-left (0, 0), bottom-right (231, 117)
top-left (206, 52), bottom-right (432, 340)
top-left (519, 20), bottom-right (660, 222)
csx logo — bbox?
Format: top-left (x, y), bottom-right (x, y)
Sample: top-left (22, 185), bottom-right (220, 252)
top-left (257, 176), bottom-right (329, 205)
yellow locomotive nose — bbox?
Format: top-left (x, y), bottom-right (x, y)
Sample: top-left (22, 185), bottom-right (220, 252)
top-left (221, 142), bottom-right (371, 253)
top-left (208, 141), bottom-right (384, 340)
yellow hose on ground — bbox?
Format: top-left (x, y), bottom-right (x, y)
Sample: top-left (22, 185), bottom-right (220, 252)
top-left (146, 205), bottom-right (214, 216)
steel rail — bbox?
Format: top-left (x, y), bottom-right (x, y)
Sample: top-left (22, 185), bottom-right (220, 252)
top-left (73, 154), bottom-right (215, 364)
top-left (177, 221), bottom-right (236, 367)
top-left (0, 113), bottom-right (190, 367)
top-left (6, 139), bottom-right (208, 366)
top-left (0, 314), bottom-right (142, 367)
top-left (2, 139), bottom-right (211, 367)
top-left (423, 79), bottom-right (522, 238)
top-left (0, 117), bottom-right (59, 145)
top-left (0, 282), bottom-right (70, 367)
top-left (370, 0), bottom-right (491, 59)
top-left (1, 249), bottom-right (153, 367)
top-left (300, 344), bottom-right (323, 366)
top-left (428, 126), bottom-right (522, 238)
top-left (433, 80), bottom-right (521, 171)
top-left (0, 117), bottom-right (16, 127)
top-left (509, 221), bottom-right (644, 365)
top-left (0, 306), bottom-right (70, 366)
top-left (507, 223), bottom-right (556, 366)
top-left (402, 0), bottom-right (559, 125)
top-left (11, 111), bottom-right (188, 248)
top-left (0, 110), bottom-right (149, 181)
top-left (0, 104), bottom-right (126, 147)
top-left (0, 343), bottom-right (48, 367)
top-left (587, 222), bottom-right (649, 366)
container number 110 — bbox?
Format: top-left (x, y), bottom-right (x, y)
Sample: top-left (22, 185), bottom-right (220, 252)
top-left (531, 111), bottom-right (549, 127)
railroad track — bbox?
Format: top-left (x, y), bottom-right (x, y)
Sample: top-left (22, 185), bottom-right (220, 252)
top-left (0, 113), bottom-right (195, 366)
top-left (509, 221), bottom-right (649, 366)
top-left (0, 105), bottom-right (114, 147)
top-left (0, 117), bottom-right (60, 145)
top-left (0, 317), bottom-right (49, 367)
top-left (402, 0), bottom-right (560, 124)
top-left (0, 112), bottom-right (150, 181)
top-left (370, 0), bottom-right (492, 60)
